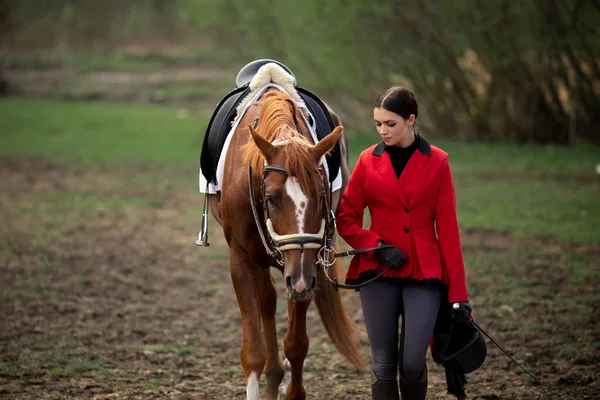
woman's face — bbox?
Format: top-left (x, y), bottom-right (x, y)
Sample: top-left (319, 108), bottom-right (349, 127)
top-left (373, 107), bottom-right (415, 147)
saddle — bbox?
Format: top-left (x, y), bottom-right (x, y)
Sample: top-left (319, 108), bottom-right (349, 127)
top-left (200, 60), bottom-right (341, 187)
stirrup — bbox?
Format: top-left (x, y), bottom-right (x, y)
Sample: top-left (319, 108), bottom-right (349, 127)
top-left (195, 182), bottom-right (211, 247)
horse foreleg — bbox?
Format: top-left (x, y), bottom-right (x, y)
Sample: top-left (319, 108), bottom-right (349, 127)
top-left (260, 270), bottom-right (284, 399)
top-left (230, 243), bottom-right (267, 400)
top-left (281, 299), bottom-right (311, 400)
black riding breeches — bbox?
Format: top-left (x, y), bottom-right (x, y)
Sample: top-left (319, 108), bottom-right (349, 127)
top-left (360, 280), bottom-right (441, 383)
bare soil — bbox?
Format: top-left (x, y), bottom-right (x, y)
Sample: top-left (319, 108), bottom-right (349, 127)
top-left (0, 159), bottom-right (598, 399)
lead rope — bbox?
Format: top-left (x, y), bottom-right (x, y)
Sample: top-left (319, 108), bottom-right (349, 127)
top-left (319, 244), bottom-right (396, 291)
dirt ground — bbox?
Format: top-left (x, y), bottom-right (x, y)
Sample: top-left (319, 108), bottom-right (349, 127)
top-left (0, 159), bottom-right (598, 399)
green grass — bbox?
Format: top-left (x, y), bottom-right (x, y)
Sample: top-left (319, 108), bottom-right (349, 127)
top-left (346, 134), bottom-right (600, 175)
top-left (49, 358), bottom-right (111, 378)
top-left (455, 175), bottom-right (600, 244)
top-left (0, 348), bottom-right (110, 379)
top-left (0, 98), bottom-right (207, 165)
top-left (145, 345), bottom-right (197, 356)
top-left (148, 378), bottom-right (160, 388)
top-left (1, 98), bottom-right (598, 244)
top-left (432, 136), bottom-right (600, 175)
top-left (465, 247), bottom-right (600, 318)
top-left (23, 192), bottom-right (162, 214)
top-left (11, 191), bottom-right (164, 243)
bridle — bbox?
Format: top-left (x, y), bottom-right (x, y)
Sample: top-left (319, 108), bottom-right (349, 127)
top-left (248, 156), bottom-right (396, 291)
top-left (248, 161), bottom-right (335, 269)
top-left (246, 117), bottom-right (394, 290)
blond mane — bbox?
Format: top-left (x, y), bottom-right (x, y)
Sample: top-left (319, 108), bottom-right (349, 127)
top-left (242, 91), bottom-right (319, 195)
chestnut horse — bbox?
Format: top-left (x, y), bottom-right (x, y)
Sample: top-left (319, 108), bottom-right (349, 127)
top-left (206, 89), bottom-right (364, 399)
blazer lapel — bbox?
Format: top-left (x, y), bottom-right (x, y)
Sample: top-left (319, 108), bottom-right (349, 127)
top-left (399, 151), bottom-right (427, 189)
top-left (399, 136), bottom-right (432, 191)
top-left (372, 142), bottom-right (408, 207)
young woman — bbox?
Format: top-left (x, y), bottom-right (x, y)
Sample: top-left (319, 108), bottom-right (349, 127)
top-left (336, 86), bottom-right (471, 400)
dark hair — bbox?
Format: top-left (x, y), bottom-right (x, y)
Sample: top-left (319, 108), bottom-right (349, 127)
top-left (374, 86), bottom-right (418, 122)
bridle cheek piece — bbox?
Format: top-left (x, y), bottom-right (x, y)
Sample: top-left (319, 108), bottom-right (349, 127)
top-left (248, 163), bottom-right (336, 269)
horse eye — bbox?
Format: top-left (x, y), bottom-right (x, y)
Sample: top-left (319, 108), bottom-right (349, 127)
top-left (266, 196), bottom-right (276, 206)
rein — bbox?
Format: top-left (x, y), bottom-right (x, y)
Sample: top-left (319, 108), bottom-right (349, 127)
top-left (319, 245), bottom-right (395, 291)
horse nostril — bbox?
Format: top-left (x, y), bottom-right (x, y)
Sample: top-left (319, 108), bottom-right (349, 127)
top-left (285, 276), bottom-right (292, 289)
top-left (310, 277), bottom-right (316, 290)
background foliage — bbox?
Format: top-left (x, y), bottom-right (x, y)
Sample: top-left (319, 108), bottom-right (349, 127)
top-left (1, 0), bottom-right (598, 143)
top-left (205, 0), bottom-right (600, 143)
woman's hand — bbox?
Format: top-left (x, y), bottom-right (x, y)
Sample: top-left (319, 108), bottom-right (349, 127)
top-left (373, 242), bottom-right (408, 270)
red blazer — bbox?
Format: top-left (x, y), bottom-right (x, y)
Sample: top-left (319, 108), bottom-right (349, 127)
top-left (337, 138), bottom-right (468, 303)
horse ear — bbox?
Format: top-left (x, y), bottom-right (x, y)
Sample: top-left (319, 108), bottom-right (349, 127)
top-left (310, 126), bottom-right (343, 163)
top-left (248, 125), bottom-right (275, 160)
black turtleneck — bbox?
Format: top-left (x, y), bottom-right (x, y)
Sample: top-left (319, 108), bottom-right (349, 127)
top-left (384, 134), bottom-right (420, 179)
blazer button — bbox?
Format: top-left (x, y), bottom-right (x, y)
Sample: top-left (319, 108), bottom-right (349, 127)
top-left (404, 227), bottom-right (410, 233)
top-left (405, 208), bottom-right (409, 213)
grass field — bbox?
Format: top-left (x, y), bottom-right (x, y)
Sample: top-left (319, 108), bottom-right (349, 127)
top-left (1, 97), bottom-right (599, 399)
top-left (2, 98), bottom-right (598, 244)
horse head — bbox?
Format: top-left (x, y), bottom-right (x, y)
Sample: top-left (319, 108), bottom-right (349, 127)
top-left (248, 122), bottom-right (342, 300)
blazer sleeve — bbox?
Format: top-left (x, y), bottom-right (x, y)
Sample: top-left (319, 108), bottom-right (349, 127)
top-left (435, 156), bottom-right (469, 303)
top-left (336, 154), bottom-right (382, 253)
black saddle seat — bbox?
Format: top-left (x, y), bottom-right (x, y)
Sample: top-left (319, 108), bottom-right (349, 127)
top-left (200, 61), bottom-right (341, 187)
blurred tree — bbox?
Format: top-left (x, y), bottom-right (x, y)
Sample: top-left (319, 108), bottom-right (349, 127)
top-left (2, 0), bottom-right (598, 143)
top-left (201, 0), bottom-right (599, 144)
top-left (1, 0), bottom-right (184, 50)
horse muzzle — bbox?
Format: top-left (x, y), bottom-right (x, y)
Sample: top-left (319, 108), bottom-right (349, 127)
top-left (285, 272), bottom-right (317, 300)
top-left (282, 249), bottom-right (319, 300)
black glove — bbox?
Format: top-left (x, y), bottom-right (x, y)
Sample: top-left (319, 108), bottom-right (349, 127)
top-left (373, 242), bottom-right (408, 270)
top-left (451, 302), bottom-right (472, 321)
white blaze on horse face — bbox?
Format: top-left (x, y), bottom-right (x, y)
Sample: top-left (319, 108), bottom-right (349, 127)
top-left (285, 176), bottom-right (308, 292)
top-left (284, 177), bottom-right (307, 234)
top-left (246, 372), bottom-right (259, 400)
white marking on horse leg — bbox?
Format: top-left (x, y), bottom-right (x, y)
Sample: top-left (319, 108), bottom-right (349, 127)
top-left (246, 371), bottom-right (259, 400)
top-left (278, 358), bottom-right (291, 396)
top-left (278, 358), bottom-right (308, 396)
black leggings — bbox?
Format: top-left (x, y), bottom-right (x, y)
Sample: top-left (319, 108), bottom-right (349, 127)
top-left (360, 280), bottom-right (441, 383)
